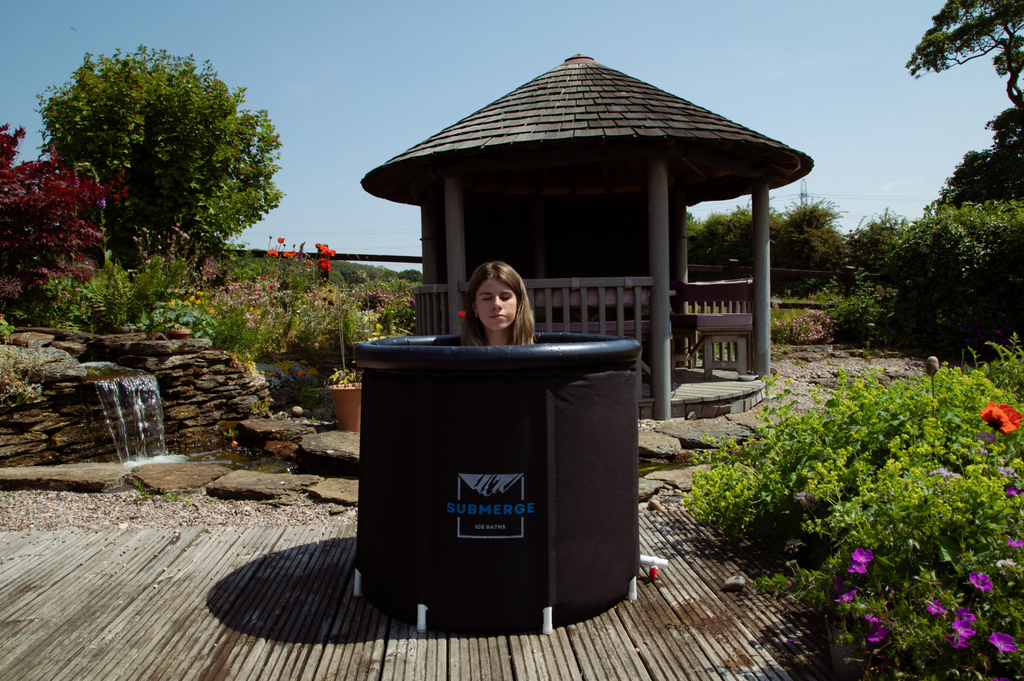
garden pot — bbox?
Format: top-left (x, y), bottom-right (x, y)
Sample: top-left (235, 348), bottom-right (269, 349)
top-left (167, 328), bottom-right (191, 340)
top-left (827, 621), bottom-right (863, 681)
top-left (328, 384), bottom-right (362, 432)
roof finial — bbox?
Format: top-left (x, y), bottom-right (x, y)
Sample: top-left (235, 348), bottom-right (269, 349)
top-left (564, 54), bottom-right (594, 64)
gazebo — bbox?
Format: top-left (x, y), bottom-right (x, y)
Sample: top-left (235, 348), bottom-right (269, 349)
top-left (361, 54), bottom-right (813, 419)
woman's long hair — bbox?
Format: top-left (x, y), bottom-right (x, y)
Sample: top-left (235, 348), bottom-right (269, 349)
top-left (460, 260), bottom-right (535, 346)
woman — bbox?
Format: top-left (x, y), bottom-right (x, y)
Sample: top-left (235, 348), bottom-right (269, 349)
top-left (461, 261), bottom-right (535, 346)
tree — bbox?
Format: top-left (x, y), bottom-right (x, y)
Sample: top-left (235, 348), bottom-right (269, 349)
top-left (771, 201), bottom-right (847, 272)
top-left (940, 106), bottom-right (1024, 203)
top-left (907, 0), bottom-right (1024, 111)
top-left (0, 124), bottom-right (107, 301)
top-left (845, 209), bottom-right (905, 272)
top-left (38, 47), bottom-right (283, 262)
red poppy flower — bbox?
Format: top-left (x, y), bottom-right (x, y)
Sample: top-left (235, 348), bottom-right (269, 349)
top-left (282, 251), bottom-right (296, 259)
top-left (459, 310), bottom-right (466, 317)
top-left (267, 250), bottom-right (279, 258)
top-left (981, 402), bottom-right (1022, 434)
top-left (318, 257), bottom-right (332, 272)
top-left (277, 237), bottom-right (285, 244)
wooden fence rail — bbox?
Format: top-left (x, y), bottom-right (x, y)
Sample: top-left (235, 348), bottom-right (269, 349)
top-left (688, 259), bottom-right (880, 298)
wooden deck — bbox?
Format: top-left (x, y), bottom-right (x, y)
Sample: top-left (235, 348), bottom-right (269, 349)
top-left (639, 370), bottom-right (765, 419)
top-left (0, 509), bottom-right (835, 680)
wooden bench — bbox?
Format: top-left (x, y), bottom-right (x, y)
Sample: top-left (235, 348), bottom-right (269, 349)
top-left (527, 277), bottom-right (652, 339)
top-left (671, 279), bottom-right (753, 379)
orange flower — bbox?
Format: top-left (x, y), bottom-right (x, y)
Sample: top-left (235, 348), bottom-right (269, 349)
top-left (981, 402), bottom-right (1022, 434)
top-left (277, 237), bottom-right (285, 244)
top-left (267, 250), bottom-right (279, 258)
top-left (282, 251), bottom-right (296, 258)
top-left (318, 257), bottom-right (332, 272)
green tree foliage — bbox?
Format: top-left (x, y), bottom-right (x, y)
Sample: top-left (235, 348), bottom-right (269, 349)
top-left (941, 107), bottom-right (1024, 204)
top-left (845, 209), bottom-right (905, 272)
top-left (907, 0), bottom-right (1024, 111)
top-left (883, 201), bottom-right (1024, 353)
top-left (686, 206), bottom-right (755, 266)
top-left (771, 200), bottom-right (847, 271)
top-left (38, 47), bottom-right (283, 263)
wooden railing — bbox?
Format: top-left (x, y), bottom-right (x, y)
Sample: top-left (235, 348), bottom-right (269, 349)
top-left (414, 276), bottom-right (655, 338)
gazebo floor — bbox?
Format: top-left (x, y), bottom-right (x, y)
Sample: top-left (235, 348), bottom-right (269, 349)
top-left (0, 508), bottom-right (834, 681)
top-left (639, 369), bottom-right (766, 419)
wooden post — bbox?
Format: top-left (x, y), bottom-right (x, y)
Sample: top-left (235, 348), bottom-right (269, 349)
top-left (728, 259), bottom-right (740, 280)
top-left (420, 191), bottom-right (437, 285)
top-left (444, 175), bottom-right (467, 333)
top-left (533, 199), bottom-right (547, 278)
top-left (671, 191), bottom-right (687, 282)
top-left (844, 266), bottom-right (856, 298)
top-left (751, 177), bottom-right (771, 378)
top-left (648, 157), bottom-right (671, 420)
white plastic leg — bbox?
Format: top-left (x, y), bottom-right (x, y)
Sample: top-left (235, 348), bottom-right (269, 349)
top-left (417, 603), bottom-right (428, 633)
top-left (542, 606), bottom-right (553, 635)
top-left (353, 569), bottom-right (362, 597)
top-left (628, 576), bottom-right (637, 601)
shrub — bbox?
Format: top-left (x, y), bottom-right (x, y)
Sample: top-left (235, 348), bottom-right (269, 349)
top-left (689, 364), bottom-right (1023, 676)
top-left (0, 346), bottom-right (46, 405)
top-left (770, 308), bottom-right (834, 345)
top-left (827, 282), bottom-right (902, 347)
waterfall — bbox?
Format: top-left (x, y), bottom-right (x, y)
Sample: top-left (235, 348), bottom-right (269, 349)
top-left (84, 363), bottom-right (169, 468)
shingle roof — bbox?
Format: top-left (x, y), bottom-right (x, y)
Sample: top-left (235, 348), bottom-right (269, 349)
top-left (362, 55), bottom-right (813, 205)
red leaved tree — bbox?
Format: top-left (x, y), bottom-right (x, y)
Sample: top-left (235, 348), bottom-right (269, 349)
top-left (0, 124), bottom-right (110, 299)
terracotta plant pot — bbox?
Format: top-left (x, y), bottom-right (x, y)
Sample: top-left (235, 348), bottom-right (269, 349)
top-left (166, 328), bottom-right (191, 340)
top-left (328, 384), bottom-right (362, 432)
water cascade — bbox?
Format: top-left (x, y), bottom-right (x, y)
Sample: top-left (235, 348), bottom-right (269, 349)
top-left (84, 363), bottom-right (169, 468)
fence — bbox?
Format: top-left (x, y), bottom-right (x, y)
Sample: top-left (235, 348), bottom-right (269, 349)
top-left (688, 260), bottom-right (880, 298)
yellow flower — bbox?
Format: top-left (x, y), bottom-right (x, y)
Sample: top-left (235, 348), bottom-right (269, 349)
top-left (197, 291), bottom-right (204, 296)
top-left (206, 307), bottom-right (214, 314)
top-left (169, 301), bottom-right (176, 306)
top-left (189, 296), bottom-right (195, 303)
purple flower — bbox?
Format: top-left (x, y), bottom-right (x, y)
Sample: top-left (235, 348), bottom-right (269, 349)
top-left (997, 466), bottom-right (1018, 478)
top-left (947, 634), bottom-right (971, 649)
top-left (866, 624), bottom-right (889, 643)
top-left (926, 600), bottom-right (947, 615)
top-left (930, 467), bottom-right (961, 479)
top-left (864, 614), bottom-right (884, 623)
top-left (848, 548), bottom-right (873, 574)
top-left (1007, 486), bottom-right (1022, 497)
top-left (970, 572), bottom-right (994, 591)
top-left (953, 618), bottom-right (976, 638)
top-left (955, 608), bottom-right (976, 623)
top-left (95, 197), bottom-right (106, 208)
top-left (977, 431), bottom-right (999, 444)
top-left (794, 491), bottom-right (815, 508)
top-left (989, 632), bottom-right (1017, 653)
top-left (835, 589), bottom-right (857, 603)
top-left (1008, 537), bottom-right (1024, 548)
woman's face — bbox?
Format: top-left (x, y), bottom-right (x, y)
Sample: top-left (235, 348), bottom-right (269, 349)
top-left (472, 278), bottom-right (518, 345)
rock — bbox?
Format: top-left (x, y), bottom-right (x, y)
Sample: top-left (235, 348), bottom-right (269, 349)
top-left (307, 478), bottom-right (359, 506)
top-left (638, 432), bottom-right (681, 459)
top-left (645, 464), bottom-right (713, 492)
top-left (725, 411), bottom-right (778, 431)
top-left (647, 499), bottom-right (665, 512)
top-left (0, 463), bottom-right (128, 492)
top-left (291, 406), bottom-right (305, 417)
top-left (654, 419), bottom-right (752, 449)
top-left (263, 440), bottom-right (298, 459)
top-left (205, 470), bottom-right (324, 501)
top-left (638, 478), bottom-right (665, 502)
top-left (296, 431), bottom-right (360, 476)
top-left (50, 340), bottom-right (88, 357)
top-left (723, 575), bottom-right (746, 592)
top-left (129, 463), bottom-right (231, 492)
top-left (6, 332), bottom-right (55, 348)
top-left (235, 419), bottom-right (316, 447)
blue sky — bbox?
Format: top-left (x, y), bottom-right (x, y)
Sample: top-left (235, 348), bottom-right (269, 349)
top-left (6, 1), bottom-right (1011, 270)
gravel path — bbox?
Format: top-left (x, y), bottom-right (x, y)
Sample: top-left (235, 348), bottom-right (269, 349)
top-left (1, 345), bottom-right (924, 533)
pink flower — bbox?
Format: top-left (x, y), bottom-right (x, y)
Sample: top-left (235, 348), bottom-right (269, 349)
top-left (1008, 486), bottom-right (1022, 497)
top-left (834, 589), bottom-right (857, 603)
top-left (989, 632), bottom-right (1017, 653)
top-left (1009, 537), bottom-right (1024, 548)
top-left (864, 614), bottom-right (884, 623)
top-left (848, 548), bottom-right (873, 574)
top-left (969, 572), bottom-right (994, 591)
top-left (926, 600), bottom-right (947, 615)
top-left (866, 624), bottom-right (889, 643)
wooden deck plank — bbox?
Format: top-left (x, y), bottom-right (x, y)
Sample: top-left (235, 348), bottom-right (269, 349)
top-left (380, 621), bottom-right (447, 681)
top-left (651, 509), bottom-right (834, 681)
top-left (639, 515), bottom-right (791, 681)
top-left (567, 608), bottom-right (652, 681)
top-left (52, 526), bottom-right (265, 681)
top-left (0, 527), bottom-right (202, 681)
top-left (509, 628), bottom-right (582, 681)
top-left (449, 634), bottom-right (515, 681)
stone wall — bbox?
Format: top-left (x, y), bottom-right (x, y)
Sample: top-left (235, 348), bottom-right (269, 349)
top-left (0, 329), bottom-right (269, 466)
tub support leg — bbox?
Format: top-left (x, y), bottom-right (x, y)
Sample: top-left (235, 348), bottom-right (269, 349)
top-left (417, 604), bottom-right (428, 633)
top-left (542, 606), bottom-right (553, 635)
top-left (353, 569), bottom-right (362, 597)
top-left (628, 576), bottom-right (637, 601)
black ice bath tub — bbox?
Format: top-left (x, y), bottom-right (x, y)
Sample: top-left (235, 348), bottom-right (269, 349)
top-left (353, 333), bottom-right (642, 633)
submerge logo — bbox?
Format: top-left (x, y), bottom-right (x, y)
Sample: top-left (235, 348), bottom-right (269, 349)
top-left (446, 473), bottom-right (536, 539)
